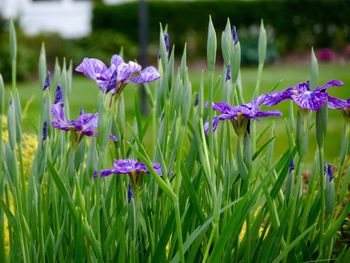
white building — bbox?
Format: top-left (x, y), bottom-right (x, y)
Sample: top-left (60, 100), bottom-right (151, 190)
top-left (0, 0), bottom-right (131, 38)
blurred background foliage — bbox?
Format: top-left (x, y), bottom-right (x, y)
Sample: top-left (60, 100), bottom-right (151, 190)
top-left (0, 0), bottom-right (350, 81)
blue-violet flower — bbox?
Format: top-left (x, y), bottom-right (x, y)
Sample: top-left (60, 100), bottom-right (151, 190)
top-left (76, 54), bottom-right (160, 95)
top-left (95, 159), bottom-right (162, 188)
top-left (262, 80), bottom-right (344, 112)
top-left (205, 95), bottom-right (282, 135)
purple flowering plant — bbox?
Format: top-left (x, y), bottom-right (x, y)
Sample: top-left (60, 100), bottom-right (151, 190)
top-left (205, 95), bottom-right (282, 136)
top-left (50, 85), bottom-right (98, 145)
top-left (4, 18), bottom-right (350, 263)
top-left (76, 54), bottom-right (161, 97)
top-left (262, 80), bottom-right (344, 111)
top-left (95, 159), bottom-right (162, 189)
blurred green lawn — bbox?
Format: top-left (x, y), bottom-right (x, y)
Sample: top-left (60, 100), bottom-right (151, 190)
top-left (4, 62), bottom-right (350, 162)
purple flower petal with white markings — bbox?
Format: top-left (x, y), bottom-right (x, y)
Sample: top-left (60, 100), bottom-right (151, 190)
top-left (110, 54), bottom-right (124, 67)
top-left (50, 103), bottom-right (69, 131)
top-left (205, 98), bottom-right (282, 134)
top-left (328, 96), bottom-right (347, 109)
top-left (77, 55), bottom-right (161, 95)
top-left (291, 90), bottom-right (328, 111)
top-left (261, 80), bottom-right (344, 111)
top-left (262, 88), bottom-right (294, 107)
top-left (96, 159), bottom-right (162, 178)
top-left (130, 66), bottom-right (161, 83)
top-left (69, 113), bottom-right (98, 137)
top-left (314, 80), bottom-right (344, 92)
top-left (75, 58), bottom-right (108, 82)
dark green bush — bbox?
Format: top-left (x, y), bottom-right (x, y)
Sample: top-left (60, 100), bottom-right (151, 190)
top-left (93, 0), bottom-right (350, 58)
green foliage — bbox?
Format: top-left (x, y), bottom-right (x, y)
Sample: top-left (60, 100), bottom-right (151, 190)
top-left (1, 17), bottom-right (350, 263)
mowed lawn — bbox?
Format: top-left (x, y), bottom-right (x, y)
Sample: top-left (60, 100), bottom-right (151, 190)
top-left (4, 62), bottom-right (350, 162)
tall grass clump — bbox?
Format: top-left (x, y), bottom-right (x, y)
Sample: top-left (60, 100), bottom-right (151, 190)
top-left (1, 18), bottom-right (350, 262)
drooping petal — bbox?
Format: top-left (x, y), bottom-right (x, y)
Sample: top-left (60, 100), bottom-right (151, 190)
top-left (210, 102), bottom-right (236, 115)
top-left (328, 96), bottom-right (347, 109)
top-left (262, 88), bottom-right (294, 107)
top-left (50, 103), bottom-right (69, 131)
top-left (101, 169), bottom-right (115, 177)
top-left (291, 91), bottom-right (327, 111)
top-left (127, 61), bottom-right (142, 75)
top-left (255, 110), bottom-right (282, 118)
top-left (314, 80), bottom-right (344, 92)
top-left (76, 58), bottom-right (108, 81)
top-left (130, 66), bottom-right (161, 83)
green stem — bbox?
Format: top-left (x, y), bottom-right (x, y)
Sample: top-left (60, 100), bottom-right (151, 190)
top-left (174, 200), bottom-right (185, 263)
top-left (202, 223), bottom-right (218, 263)
top-left (318, 145), bottom-right (325, 258)
top-left (285, 158), bottom-right (303, 262)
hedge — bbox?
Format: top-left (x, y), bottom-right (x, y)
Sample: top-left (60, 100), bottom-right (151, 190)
top-left (93, 0), bottom-right (350, 57)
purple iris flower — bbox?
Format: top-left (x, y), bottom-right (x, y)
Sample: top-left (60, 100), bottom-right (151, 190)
top-left (95, 159), bottom-right (162, 188)
top-left (205, 96), bottom-right (282, 134)
top-left (76, 54), bottom-right (161, 94)
top-left (51, 86), bottom-right (98, 139)
top-left (262, 80), bottom-right (344, 112)
top-left (98, 159), bottom-right (162, 177)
